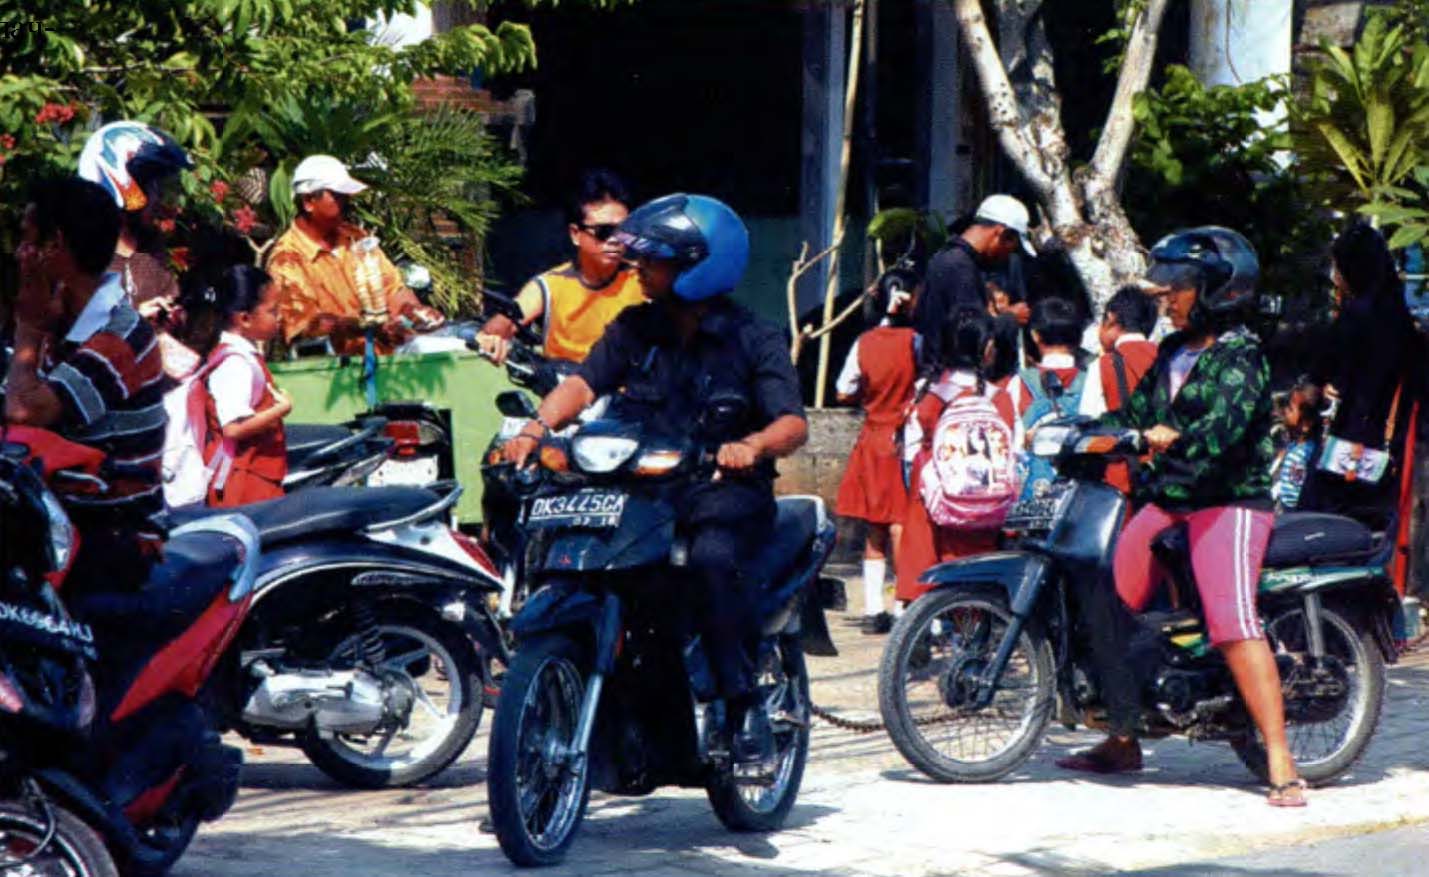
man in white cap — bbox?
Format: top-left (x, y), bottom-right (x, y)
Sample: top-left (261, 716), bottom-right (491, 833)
top-left (914, 193), bottom-right (1036, 365)
top-left (267, 154), bottom-right (442, 356)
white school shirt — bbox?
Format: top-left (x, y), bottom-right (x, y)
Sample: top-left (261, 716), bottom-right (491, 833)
top-left (207, 332), bottom-right (265, 427)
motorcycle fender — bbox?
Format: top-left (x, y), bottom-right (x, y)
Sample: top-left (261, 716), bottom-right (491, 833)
top-left (797, 583), bottom-right (839, 657)
top-left (509, 580), bottom-right (603, 643)
top-left (919, 551), bottom-right (1053, 619)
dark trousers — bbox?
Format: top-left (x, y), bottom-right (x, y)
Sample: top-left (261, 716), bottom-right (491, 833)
top-left (681, 480), bottom-right (776, 705)
top-left (1070, 563), bottom-right (1157, 736)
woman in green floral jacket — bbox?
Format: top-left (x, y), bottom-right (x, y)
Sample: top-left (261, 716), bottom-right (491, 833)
top-left (1058, 228), bottom-right (1304, 807)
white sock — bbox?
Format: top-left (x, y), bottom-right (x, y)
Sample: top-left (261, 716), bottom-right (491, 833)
top-left (862, 558), bottom-right (886, 616)
top-left (893, 599), bottom-right (906, 618)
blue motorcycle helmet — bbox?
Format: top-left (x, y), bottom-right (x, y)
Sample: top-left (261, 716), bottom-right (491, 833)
top-left (614, 193), bottom-right (750, 301)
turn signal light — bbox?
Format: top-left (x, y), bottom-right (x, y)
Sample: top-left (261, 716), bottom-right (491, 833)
top-left (539, 445), bottom-right (570, 472)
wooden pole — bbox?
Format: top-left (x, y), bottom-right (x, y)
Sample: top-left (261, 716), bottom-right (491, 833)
top-left (813, 0), bottom-right (866, 409)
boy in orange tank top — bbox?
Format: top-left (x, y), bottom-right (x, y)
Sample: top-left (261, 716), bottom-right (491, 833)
top-left (477, 169), bottom-right (645, 363)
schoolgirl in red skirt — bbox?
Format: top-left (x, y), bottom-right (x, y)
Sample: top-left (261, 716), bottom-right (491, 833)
top-left (896, 310), bottom-right (1016, 604)
top-left (834, 280), bottom-right (918, 633)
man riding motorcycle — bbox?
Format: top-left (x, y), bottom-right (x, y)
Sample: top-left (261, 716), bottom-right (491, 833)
top-left (503, 193), bottom-right (809, 763)
top-left (1057, 227), bottom-right (1305, 806)
top-left (4, 177), bottom-right (168, 589)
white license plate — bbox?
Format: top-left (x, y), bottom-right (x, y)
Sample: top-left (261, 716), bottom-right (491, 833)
top-left (525, 490), bottom-right (628, 529)
top-left (368, 455), bottom-right (440, 487)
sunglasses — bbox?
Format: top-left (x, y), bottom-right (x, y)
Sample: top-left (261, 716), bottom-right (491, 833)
top-left (577, 223), bottom-right (621, 242)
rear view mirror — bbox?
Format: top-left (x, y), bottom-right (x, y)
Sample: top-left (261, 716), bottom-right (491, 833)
top-left (496, 391), bottom-right (538, 419)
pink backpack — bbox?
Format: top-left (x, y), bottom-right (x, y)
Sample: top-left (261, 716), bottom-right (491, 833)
top-left (917, 390), bottom-right (1019, 529)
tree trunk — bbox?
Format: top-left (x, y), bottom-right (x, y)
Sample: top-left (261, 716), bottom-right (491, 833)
top-left (955, 0), bottom-right (1170, 317)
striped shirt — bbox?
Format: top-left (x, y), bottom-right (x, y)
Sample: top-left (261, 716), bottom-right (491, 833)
top-left (43, 273), bottom-right (167, 520)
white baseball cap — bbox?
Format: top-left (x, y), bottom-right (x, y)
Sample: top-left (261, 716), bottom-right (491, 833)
top-left (974, 194), bottom-right (1036, 256)
top-left (291, 155), bottom-right (369, 196)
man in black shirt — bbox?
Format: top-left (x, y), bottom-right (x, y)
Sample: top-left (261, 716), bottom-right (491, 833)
top-left (916, 194), bottom-right (1035, 364)
top-left (503, 194), bottom-right (808, 763)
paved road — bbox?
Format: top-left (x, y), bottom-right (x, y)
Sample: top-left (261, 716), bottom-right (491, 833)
top-left (1142, 824), bottom-right (1429, 876)
top-left (178, 573), bottom-right (1429, 876)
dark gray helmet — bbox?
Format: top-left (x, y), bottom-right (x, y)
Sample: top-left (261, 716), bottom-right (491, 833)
top-left (1147, 226), bottom-right (1260, 314)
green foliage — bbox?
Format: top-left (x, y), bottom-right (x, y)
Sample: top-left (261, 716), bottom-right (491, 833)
top-left (0, 0), bottom-right (620, 308)
top-left (866, 207), bottom-right (948, 263)
top-left (1293, 10), bottom-right (1429, 251)
top-left (1093, 0), bottom-right (1150, 75)
top-left (1125, 66), bottom-right (1334, 307)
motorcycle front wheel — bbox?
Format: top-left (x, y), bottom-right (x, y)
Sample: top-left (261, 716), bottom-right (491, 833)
top-left (487, 634), bottom-right (592, 868)
top-left (878, 586), bottom-right (1055, 783)
top-left (1231, 602), bottom-right (1385, 786)
top-left (300, 606), bottom-right (483, 788)
top-left (706, 637), bottom-right (810, 832)
top-left (0, 799), bottom-right (118, 877)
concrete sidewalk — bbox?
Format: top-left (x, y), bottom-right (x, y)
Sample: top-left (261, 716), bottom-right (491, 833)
top-left (180, 573), bottom-right (1429, 876)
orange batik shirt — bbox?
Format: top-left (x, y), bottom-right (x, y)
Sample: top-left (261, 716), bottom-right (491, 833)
top-left (267, 222), bottom-right (422, 356)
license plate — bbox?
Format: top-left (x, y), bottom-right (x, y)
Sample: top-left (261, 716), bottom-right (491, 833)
top-left (525, 489), bottom-right (628, 529)
top-left (368, 455), bottom-right (440, 487)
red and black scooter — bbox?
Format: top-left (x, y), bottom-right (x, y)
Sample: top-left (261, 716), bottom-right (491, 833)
top-left (0, 426), bottom-right (260, 876)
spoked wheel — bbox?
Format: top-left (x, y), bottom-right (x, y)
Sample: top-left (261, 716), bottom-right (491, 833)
top-left (707, 637), bottom-right (810, 832)
top-left (487, 635), bottom-right (592, 868)
top-left (301, 608), bottom-right (483, 788)
top-left (878, 586), bottom-right (1055, 783)
top-left (0, 799), bottom-right (117, 877)
top-left (1231, 604), bottom-right (1385, 786)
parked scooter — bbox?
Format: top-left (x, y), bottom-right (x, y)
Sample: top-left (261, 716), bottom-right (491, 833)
top-left (168, 482), bottom-right (510, 789)
top-left (878, 418), bottom-right (1398, 786)
top-left (484, 395), bottom-right (840, 867)
top-left (0, 426), bottom-right (258, 876)
top-left (284, 402), bottom-right (453, 493)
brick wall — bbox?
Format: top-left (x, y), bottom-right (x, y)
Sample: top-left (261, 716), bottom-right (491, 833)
top-left (412, 76), bottom-right (496, 113)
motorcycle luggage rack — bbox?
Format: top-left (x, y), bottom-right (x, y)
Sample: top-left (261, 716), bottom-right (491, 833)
top-left (363, 483), bottom-right (462, 532)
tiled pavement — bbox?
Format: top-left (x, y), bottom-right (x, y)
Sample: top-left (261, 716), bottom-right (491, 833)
top-left (180, 570), bottom-right (1429, 876)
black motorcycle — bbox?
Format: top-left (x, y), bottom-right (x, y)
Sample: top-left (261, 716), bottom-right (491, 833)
top-left (169, 483), bottom-right (509, 789)
top-left (285, 401), bottom-right (453, 493)
top-left (878, 418), bottom-right (1397, 785)
top-left (485, 399), bottom-right (840, 867)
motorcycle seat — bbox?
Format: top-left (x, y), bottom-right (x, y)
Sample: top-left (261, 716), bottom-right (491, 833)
top-left (1149, 512), bottom-right (1378, 570)
top-left (69, 530), bottom-right (243, 640)
top-left (1263, 512), bottom-right (1377, 568)
top-left (748, 496), bottom-right (820, 591)
top-left (167, 486), bottom-right (442, 547)
top-left (285, 423), bottom-right (354, 463)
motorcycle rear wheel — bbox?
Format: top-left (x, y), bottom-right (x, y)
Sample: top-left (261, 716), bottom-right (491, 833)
top-left (487, 634), bottom-right (592, 868)
top-left (878, 586), bottom-right (1055, 783)
top-left (1230, 603), bottom-right (1385, 786)
top-left (0, 799), bottom-right (118, 877)
top-left (300, 607), bottom-right (483, 788)
top-left (706, 637), bottom-right (810, 832)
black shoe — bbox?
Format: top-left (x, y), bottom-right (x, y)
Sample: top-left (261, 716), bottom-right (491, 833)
top-left (861, 612), bottom-right (893, 635)
top-left (731, 703), bottom-right (775, 765)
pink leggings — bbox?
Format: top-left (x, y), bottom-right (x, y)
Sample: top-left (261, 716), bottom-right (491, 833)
top-left (1113, 504), bottom-right (1275, 646)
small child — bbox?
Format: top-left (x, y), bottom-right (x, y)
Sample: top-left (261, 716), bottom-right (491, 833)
top-left (193, 265), bottom-right (292, 507)
top-left (834, 274), bottom-right (919, 634)
top-left (1271, 378), bottom-right (1323, 512)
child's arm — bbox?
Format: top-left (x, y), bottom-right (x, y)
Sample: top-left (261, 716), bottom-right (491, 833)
top-left (834, 339), bottom-right (863, 404)
top-left (221, 385), bottom-right (292, 443)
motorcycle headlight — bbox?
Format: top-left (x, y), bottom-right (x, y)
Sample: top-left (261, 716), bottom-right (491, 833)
top-left (37, 487), bottom-right (75, 573)
top-left (1030, 425), bottom-right (1071, 458)
top-left (571, 436), bottom-right (639, 474)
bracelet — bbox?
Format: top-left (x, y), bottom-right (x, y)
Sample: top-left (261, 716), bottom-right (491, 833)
top-left (512, 432), bottom-right (540, 446)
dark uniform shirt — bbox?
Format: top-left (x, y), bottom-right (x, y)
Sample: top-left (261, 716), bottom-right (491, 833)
top-left (916, 238), bottom-right (988, 365)
top-left (577, 298), bottom-right (805, 485)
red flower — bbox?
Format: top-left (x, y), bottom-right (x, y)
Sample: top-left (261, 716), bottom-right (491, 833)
top-left (34, 102), bottom-right (75, 125)
top-left (232, 205), bottom-right (258, 235)
top-left (170, 247), bottom-right (191, 273)
top-left (210, 180), bottom-right (230, 203)
top-left (156, 218), bottom-right (177, 235)
top-left (0, 134), bottom-right (15, 150)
